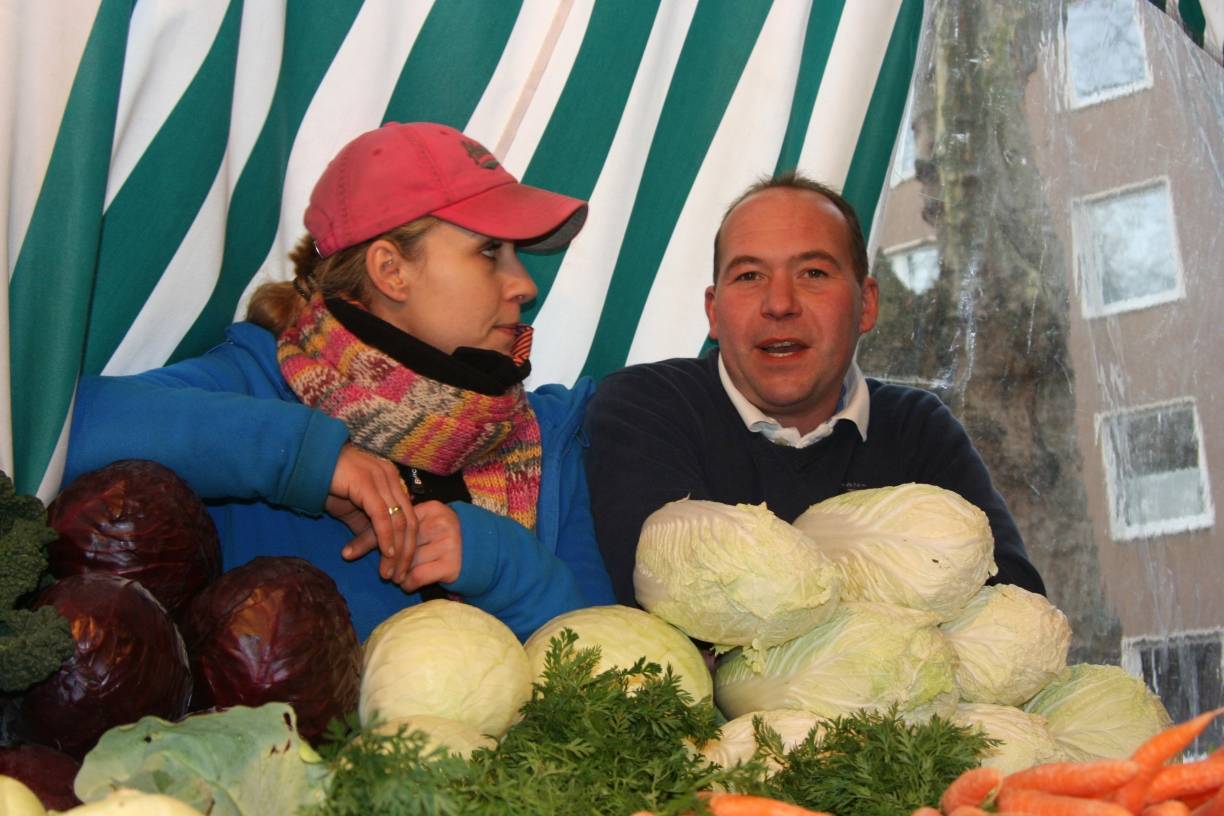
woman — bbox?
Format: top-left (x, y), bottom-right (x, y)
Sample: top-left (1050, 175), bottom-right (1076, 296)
top-left (63, 122), bottom-right (615, 640)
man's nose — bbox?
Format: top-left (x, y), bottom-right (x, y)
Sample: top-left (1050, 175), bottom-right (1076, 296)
top-left (762, 274), bottom-right (799, 318)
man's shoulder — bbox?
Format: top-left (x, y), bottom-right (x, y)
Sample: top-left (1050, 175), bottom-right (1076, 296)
top-left (589, 353), bottom-right (724, 423)
top-left (865, 377), bottom-right (948, 412)
top-left (598, 353), bottom-right (717, 394)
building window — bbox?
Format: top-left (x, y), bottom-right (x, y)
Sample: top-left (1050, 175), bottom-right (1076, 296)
top-left (890, 90), bottom-right (917, 186)
top-left (1065, 0), bottom-right (1152, 108)
top-left (884, 242), bottom-right (939, 295)
top-left (1098, 400), bottom-right (1214, 540)
top-left (1123, 630), bottom-right (1224, 758)
top-left (1073, 179), bottom-right (1183, 317)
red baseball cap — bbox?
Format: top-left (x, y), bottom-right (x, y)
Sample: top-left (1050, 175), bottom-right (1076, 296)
top-left (304, 122), bottom-right (588, 257)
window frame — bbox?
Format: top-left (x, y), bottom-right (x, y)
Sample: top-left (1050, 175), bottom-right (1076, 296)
top-left (880, 237), bottom-right (940, 296)
top-left (1121, 628), bottom-right (1224, 758)
top-left (1095, 397), bottom-right (1215, 541)
top-left (1071, 176), bottom-right (1185, 318)
top-left (1064, 0), bottom-right (1154, 110)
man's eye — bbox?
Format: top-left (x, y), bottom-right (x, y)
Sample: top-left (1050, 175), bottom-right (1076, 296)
top-left (480, 240), bottom-right (503, 258)
top-left (734, 270), bottom-right (761, 282)
top-left (802, 267), bottom-right (828, 279)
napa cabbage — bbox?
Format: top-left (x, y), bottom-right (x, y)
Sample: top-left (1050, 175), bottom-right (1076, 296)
top-left (1022, 664), bottom-right (1172, 761)
top-left (941, 584), bottom-right (1071, 706)
top-left (952, 703), bottom-right (1065, 775)
top-left (793, 483), bottom-right (997, 621)
top-left (713, 602), bottom-right (959, 722)
top-left (524, 605), bottom-right (712, 703)
top-left (634, 500), bottom-right (840, 652)
top-left (699, 709), bottom-right (824, 774)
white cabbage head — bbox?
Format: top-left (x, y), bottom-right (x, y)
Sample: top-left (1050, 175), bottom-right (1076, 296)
top-left (941, 584), bottom-right (1071, 706)
top-left (634, 499), bottom-right (840, 651)
top-left (0, 776), bottom-right (47, 816)
top-left (1022, 664), bottom-right (1172, 761)
top-left (524, 604), bottom-right (712, 703)
top-left (952, 703), bottom-right (1065, 775)
top-left (713, 602), bottom-right (959, 722)
top-left (62, 789), bottom-right (206, 814)
top-left (373, 715), bottom-right (497, 759)
top-left (359, 600), bottom-right (531, 738)
top-left (699, 709), bottom-right (824, 774)
top-left (793, 483), bottom-right (997, 621)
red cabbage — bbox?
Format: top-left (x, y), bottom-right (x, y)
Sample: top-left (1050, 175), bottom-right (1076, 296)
top-left (180, 556), bottom-right (361, 744)
top-left (0, 743), bottom-right (82, 810)
top-left (21, 574), bottom-right (192, 759)
top-left (46, 459), bottom-right (220, 616)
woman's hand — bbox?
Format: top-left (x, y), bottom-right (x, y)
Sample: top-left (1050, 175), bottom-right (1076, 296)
top-left (399, 500), bottom-right (462, 593)
top-left (325, 443), bottom-right (416, 583)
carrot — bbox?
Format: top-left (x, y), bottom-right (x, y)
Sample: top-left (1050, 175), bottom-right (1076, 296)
top-left (1001, 760), bottom-right (1141, 798)
top-left (1145, 760), bottom-right (1224, 805)
top-left (948, 806), bottom-right (993, 816)
top-left (1114, 765), bottom-right (1165, 814)
top-left (1141, 802), bottom-right (1191, 816)
top-left (998, 788), bottom-right (1135, 816)
top-left (912, 808), bottom-right (945, 816)
top-left (1191, 788), bottom-right (1224, 816)
top-left (941, 766), bottom-right (1004, 813)
top-left (700, 792), bottom-right (832, 816)
top-left (1132, 709), bottom-right (1224, 768)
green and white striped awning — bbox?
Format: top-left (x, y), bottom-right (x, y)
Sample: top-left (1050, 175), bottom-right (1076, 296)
top-left (2, 0), bottom-right (923, 500)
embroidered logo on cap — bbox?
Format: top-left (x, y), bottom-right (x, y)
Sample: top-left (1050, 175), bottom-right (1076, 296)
top-left (460, 138), bottom-right (500, 170)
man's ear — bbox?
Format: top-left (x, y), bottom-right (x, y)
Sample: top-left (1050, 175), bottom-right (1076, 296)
top-left (365, 240), bottom-right (410, 302)
top-left (858, 275), bottom-right (880, 334)
top-left (704, 284), bottom-right (719, 341)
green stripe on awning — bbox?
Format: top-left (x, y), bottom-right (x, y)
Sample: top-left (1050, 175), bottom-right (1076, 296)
top-left (82, 0), bottom-right (243, 376)
top-left (775, 0), bottom-right (846, 172)
top-left (170, 0), bottom-right (363, 363)
top-left (579, 0), bottom-right (773, 381)
top-left (8, 0), bottom-right (133, 494)
top-left (841, 0), bottom-right (923, 239)
top-left (1176, 0), bottom-right (1207, 47)
top-left (383, 0), bottom-right (523, 127)
top-left (520, 0), bottom-right (663, 322)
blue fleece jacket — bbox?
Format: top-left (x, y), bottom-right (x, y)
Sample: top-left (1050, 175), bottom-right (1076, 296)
top-left (63, 322), bottom-right (615, 641)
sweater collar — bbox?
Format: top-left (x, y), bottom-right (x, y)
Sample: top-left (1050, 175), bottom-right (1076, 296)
top-left (716, 354), bottom-right (870, 448)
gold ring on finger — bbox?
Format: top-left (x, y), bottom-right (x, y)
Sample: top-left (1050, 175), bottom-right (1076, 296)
top-left (388, 505), bottom-right (403, 516)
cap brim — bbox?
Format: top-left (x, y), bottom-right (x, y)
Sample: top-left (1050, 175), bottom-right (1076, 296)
top-left (431, 181), bottom-right (588, 252)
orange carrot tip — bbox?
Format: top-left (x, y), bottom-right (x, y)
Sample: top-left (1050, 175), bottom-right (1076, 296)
top-left (1145, 760), bottom-right (1224, 805)
top-left (1140, 801), bottom-right (1191, 816)
top-left (1132, 709), bottom-right (1224, 768)
top-left (943, 766), bottom-right (1005, 814)
top-left (1003, 760), bottom-right (1141, 798)
top-left (999, 787), bottom-right (1135, 816)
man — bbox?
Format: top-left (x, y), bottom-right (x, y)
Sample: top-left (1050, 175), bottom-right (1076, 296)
top-left (584, 171), bottom-right (1046, 606)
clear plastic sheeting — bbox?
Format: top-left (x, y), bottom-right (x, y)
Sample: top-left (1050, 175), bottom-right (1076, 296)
top-left (865, 0), bottom-right (1224, 751)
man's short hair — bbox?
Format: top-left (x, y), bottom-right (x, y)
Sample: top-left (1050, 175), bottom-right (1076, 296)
top-left (712, 170), bottom-right (869, 284)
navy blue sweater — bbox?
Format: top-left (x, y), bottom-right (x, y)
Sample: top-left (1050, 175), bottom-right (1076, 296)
top-left (584, 351), bottom-right (1045, 607)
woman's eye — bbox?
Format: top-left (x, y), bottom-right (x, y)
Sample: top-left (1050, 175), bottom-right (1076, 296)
top-left (480, 240), bottom-right (503, 258)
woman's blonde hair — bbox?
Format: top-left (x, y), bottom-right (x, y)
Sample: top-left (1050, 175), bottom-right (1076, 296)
top-left (246, 216), bottom-right (438, 335)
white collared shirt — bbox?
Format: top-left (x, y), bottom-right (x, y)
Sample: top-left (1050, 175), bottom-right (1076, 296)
top-left (717, 355), bottom-right (870, 448)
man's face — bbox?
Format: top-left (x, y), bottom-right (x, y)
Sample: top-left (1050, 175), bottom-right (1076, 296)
top-left (705, 187), bottom-right (878, 434)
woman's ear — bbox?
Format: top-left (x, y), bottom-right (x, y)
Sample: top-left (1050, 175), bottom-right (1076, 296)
top-left (365, 240), bottom-right (411, 302)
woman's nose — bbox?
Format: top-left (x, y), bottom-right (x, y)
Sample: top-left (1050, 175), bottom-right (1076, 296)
top-left (504, 252), bottom-right (539, 304)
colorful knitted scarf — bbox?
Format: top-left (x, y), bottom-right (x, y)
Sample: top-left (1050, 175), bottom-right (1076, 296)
top-left (278, 295), bottom-right (542, 530)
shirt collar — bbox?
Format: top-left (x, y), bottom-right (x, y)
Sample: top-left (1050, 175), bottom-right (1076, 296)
top-left (717, 354), bottom-right (870, 448)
